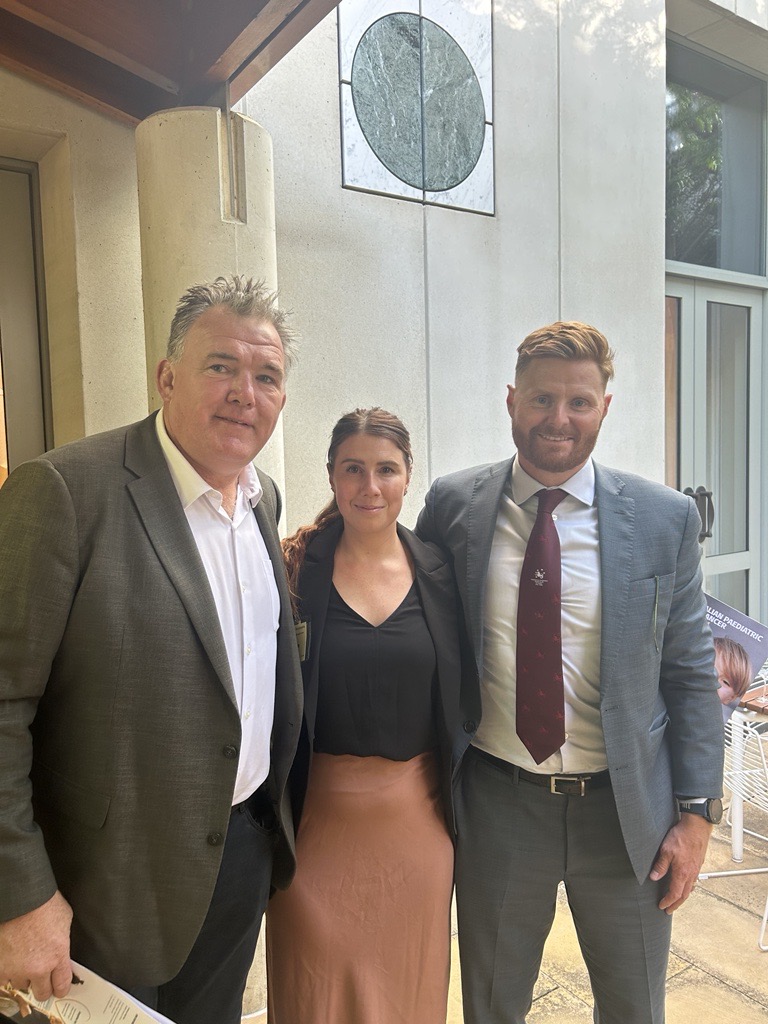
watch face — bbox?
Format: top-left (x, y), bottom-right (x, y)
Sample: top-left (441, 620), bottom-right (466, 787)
top-left (708, 798), bottom-right (724, 824)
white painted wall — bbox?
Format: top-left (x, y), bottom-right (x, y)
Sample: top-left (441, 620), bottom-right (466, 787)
top-left (558, 1), bottom-right (667, 477)
top-left (242, 17), bottom-right (430, 529)
top-left (243, 0), bottom-right (668, 532)
top-left (9, 0), bottom-right (755, 526)
top-left (711, 0), bottom-right (768, 33)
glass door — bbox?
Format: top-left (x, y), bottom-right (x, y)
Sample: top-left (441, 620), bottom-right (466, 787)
top-left (666, 277), bottom-right (764, 616)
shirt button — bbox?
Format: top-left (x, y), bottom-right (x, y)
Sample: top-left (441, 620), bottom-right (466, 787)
top-left (241, 583), bottom-right (247, 593)
top-left (244, 709), bottom-right (252, 720)
top-left (246, 644), bottom-right (252, 655)
top-left (207, 832), bottom-right (224, 846)
top-left (223, 744), bottom-right (239, 759)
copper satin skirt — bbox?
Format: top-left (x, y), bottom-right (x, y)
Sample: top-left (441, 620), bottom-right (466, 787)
top-left (266, 750), bottom-right (453, 1024)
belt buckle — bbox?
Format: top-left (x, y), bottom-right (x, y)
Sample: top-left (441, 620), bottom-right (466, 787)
top-left (550, 775), bottom-right (586, 796)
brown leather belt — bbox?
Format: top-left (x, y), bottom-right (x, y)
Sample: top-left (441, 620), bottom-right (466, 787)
top-left (472, 746), bottom-right (611, 796)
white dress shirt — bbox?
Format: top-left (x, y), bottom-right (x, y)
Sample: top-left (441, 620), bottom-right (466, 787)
top-left (156, 412), bottom-right (280, 804)
top-left (475, 458), bottom-right (608, 773)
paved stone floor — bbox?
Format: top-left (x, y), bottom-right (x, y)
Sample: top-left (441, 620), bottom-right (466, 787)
top-left (245, 802), bottom-right (768, 1023)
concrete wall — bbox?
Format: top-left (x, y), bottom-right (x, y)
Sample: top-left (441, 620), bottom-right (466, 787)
top-left (243, 0), bottom-right (668, 533)
top-left (6, 0), bottom-right (761, 517)
top-left (0, 68), bottom-right (146, 443)
top-left (669, 0), bottom-right (768, 74)
top-left (709, 0), bottom-right (768, 33)
top-left (0, 77), bottom-right (288, 500)
top-left (241, 18), bottom-right (430, 531)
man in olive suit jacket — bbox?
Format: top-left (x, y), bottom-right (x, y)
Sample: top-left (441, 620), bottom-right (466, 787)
top-left (417, 322), bottom-right (723, 1024)
top-left (0, 277), bottom-right (302, 1024)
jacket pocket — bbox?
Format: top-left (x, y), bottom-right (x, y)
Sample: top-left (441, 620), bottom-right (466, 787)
top-left (627, 572), bottom-right (675, 651)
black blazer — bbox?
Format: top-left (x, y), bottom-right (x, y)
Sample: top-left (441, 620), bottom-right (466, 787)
top-left (289, 518), bottom-right (472, 837)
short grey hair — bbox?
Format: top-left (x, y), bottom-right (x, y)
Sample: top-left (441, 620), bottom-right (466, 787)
top-left (166, 275), bottom-right (297, 372)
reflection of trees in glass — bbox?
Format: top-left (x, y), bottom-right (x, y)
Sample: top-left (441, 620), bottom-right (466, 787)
top-left (666, 83), bottom-right (722, 267)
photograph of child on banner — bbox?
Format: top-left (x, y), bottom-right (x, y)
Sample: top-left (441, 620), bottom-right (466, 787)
top-left (705, 594), bottom-right (768, 722)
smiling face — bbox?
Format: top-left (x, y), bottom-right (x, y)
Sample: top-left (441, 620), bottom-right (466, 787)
top-left (156, 306), bottom-right (286, 492)
top-left (507, 357), bottom-right (612, 486)
top-left (328, 433), bottom-right (410, 536)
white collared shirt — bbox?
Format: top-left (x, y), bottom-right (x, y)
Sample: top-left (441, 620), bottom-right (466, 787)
top-left (156, 412), bottom-right (279, 804)
top-left (475, 458), bottom-right (607, 773)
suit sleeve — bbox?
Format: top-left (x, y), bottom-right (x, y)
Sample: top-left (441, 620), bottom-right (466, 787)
top-left (0, 461), bottom-right (80, 921)
top-left (660, 497), bottom-right (724, 797)
top-left (415, 479), bottom-right (440, 545)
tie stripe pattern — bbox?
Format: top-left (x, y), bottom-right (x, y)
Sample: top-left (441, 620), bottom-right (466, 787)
top-left (516, 488), bottom-right (566, 764)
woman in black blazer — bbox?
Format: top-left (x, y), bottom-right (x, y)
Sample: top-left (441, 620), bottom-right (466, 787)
top-left (267, 408), bottom-right (466, 1024)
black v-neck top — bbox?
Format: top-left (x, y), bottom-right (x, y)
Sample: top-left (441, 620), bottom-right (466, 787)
top-left (313, 582), bottom-right (438, 759)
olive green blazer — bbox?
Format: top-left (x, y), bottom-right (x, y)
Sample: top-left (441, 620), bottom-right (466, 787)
top-left (0, 413), bottom-right (302, 987)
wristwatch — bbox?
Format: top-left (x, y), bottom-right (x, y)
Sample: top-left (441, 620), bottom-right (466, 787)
top-left (677, 797), bottom-right (723, 824)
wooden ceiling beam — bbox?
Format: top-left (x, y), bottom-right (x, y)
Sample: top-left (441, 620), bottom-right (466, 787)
top-left (230, 0), bottom-right (339, 101)
top-left (179, 0), bottom-right (277, 95)
top-left (0, 8), bottom-right (176, 124)
top-left (0, 0), bottom-right (340, 121)
top-left (0, 0), bottom-right (181, 89)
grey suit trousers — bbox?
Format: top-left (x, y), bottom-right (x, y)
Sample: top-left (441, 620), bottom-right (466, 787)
top-left (456, 748), bottom-right (671, 1024)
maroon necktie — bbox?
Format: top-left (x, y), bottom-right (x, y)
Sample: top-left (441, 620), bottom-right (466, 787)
top-left (516, 488), bottom-right (566, 764)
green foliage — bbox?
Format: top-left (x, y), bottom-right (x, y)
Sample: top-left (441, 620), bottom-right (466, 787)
top-left (666, 83), bottom-right (723, 266)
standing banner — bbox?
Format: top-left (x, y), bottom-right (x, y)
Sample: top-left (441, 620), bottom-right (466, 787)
top-left (704, 594), bottom-right (768, 718)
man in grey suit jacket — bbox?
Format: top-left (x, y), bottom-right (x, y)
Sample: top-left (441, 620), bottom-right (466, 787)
top-left (417, 322), bottom-right (724, 1024)
top-left (0, 277), bottom-right (303, 1024)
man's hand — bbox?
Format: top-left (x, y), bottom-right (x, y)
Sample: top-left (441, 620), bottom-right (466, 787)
top-left (0, 891), bottom-right (73, 1001)
top-left (650, 813), bottom-right (713, 914)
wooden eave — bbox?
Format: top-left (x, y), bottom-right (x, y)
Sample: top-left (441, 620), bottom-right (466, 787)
top-left (0, 0), bottom-right (338, 124)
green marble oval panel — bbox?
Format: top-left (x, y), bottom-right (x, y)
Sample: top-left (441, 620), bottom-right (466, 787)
top-left (351, 13), bottom-right (486, 192)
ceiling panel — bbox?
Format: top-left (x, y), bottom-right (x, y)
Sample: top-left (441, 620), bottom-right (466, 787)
top-left (0, 0), bottom-right (337, 122)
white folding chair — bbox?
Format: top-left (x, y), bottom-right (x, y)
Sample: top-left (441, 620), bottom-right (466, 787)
top-left (699, 712), bottom-right (768, 950)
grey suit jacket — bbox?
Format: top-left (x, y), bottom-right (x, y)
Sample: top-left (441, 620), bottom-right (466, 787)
top-left (0, 413), bottom-right (302, 986)
top-left (416, 457), bottom-right (724, 881)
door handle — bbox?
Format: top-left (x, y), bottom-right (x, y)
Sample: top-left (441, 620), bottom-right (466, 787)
top-left (683, 486), bottom-right (714, 543)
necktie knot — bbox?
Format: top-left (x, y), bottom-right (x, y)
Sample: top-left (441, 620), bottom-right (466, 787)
top-left (536, 488), bottom-right (566, 517)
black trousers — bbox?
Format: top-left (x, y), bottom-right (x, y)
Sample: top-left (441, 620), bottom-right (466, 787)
top-left (130, 789), bottom-right (278, 1024)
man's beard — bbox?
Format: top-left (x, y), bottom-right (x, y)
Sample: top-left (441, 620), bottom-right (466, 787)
top-left (512, 422), bottom-right (601, 476)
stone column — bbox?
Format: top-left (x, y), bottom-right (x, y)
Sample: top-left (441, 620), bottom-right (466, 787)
top-left (135, 107), bottom-right (285, 497)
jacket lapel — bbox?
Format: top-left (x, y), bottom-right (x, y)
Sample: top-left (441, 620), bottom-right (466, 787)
top-left (466, 458), bottom-right (514, 671)
top-left (595, 463), bottom-right (636, 700)
top-left (124, 415), bottom-right (237, 706)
